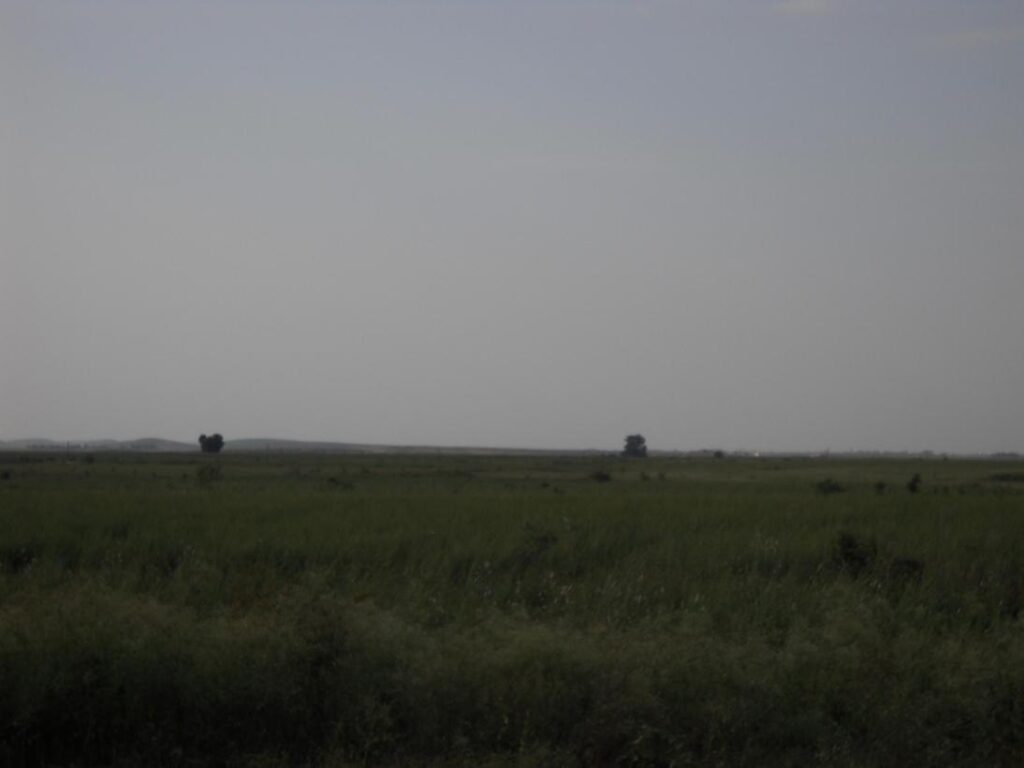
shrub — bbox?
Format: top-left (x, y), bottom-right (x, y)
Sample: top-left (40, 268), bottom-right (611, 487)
top-left (815, 478), bottom-right (844, 495)
top-left (196, 465), bottom-right (223, 486)
top-left (831, 532), bottom-right (875, 577)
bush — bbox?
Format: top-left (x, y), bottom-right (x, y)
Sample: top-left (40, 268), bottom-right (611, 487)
top-left (196, 465), bottom-right (223, 486)
top-left (831, 532), bottom-right (875, 577)
top-left (815, 478), bottom-right (844, 495)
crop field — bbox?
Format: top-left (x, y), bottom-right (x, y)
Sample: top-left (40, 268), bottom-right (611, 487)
top-left (2, 452), bottom-right (1024, 767)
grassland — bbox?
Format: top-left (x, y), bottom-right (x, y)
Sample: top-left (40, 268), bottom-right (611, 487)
top-left (2, 451), bottom-right (1024, 767)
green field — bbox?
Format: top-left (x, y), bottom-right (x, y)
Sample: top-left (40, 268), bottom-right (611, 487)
top-left (2, 452), bottom-right (1024, 767)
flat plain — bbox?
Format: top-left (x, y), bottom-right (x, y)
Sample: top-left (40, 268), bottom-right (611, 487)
top-left (2, 451), bottom-right (1024, 767)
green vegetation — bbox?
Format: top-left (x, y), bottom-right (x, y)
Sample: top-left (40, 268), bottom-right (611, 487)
top-left (198, 434), bottom-right (225, 454)
top-left (621, 434), bottom-right (648, 459)
top-left (2, 452), bottom-right (1024, 767)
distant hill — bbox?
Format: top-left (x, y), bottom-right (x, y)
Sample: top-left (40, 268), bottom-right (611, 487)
top-left (0, 438), bottom-right (63, 450)
top-left (226, 439), bottom-right (606, 455)
top-left (123, 438), bottom-right (196, 452)
top-left (0, 437), bottom-right (194, 452)
top-left (0, 436), bottom-right (609, 456)
top-left (227, 438), bottom-right (380, 453)
top-left (3, 437), bottom-right (1014, 458)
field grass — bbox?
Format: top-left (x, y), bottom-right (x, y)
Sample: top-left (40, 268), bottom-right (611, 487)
top-left (2, 451), bottom-right (1024, 767)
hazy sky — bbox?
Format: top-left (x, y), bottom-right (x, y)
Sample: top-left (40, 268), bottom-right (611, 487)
top-left (2, 0), bottom-right (1023, 452)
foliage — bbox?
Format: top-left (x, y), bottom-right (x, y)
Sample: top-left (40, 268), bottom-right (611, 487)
top-left (199, 433), bottom-right (225, 454)
top-left (622, 434), bottom-right (648, 458)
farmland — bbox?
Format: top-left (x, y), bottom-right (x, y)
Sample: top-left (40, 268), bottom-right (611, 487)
top-left (2, 452), bottom-right (1024, 767)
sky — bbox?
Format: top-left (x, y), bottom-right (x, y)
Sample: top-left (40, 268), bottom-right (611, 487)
top-left (2, 0), bottom-right (1023, 453)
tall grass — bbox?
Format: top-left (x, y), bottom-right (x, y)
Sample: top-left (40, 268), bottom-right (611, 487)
top-left (1, 453), bottom-right (1023, 765)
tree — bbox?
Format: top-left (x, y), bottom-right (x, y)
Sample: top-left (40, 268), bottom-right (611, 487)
top-left (199, 433), bottom-right (225, 454)
top-left (622, 434), bottom-right (648, 458)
